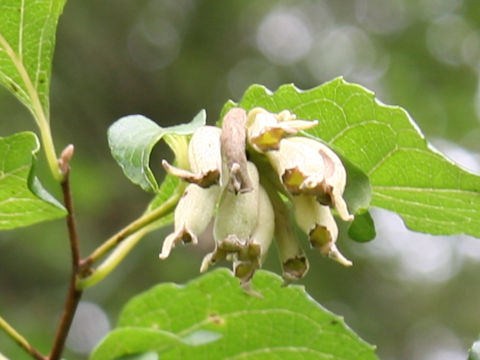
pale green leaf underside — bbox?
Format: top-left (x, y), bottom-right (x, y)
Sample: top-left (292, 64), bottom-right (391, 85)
top-left (108, 110), bottom-right (205, 192)
top-left (92, 269), bottom-right (377, 360)
top-left (0, 0), bottom-right (66, 114)
top-left (0, 132), bottom-right (65, 229)
top-left (227, 78), bottom-right (480, 237)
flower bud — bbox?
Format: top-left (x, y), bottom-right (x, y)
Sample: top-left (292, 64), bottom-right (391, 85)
top-left (266, 138), bottom-right (327, 195)
top-left (293, 195), bottom-right (352, 266)
top-left (162, 126), bottom-right (222, 188)
top-left (288, 137), bottom-right (353, 221)
top-left (159, 183), bottom-right (221, 259)
top-left (267, 188), bottom-right (309, 283)
top-left (246, 108), bottom-right (318, 152)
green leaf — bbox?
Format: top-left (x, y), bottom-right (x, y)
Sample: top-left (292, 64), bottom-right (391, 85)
top-left (147, 174), bottom-right (181, 212)
top-left (342, 157), bottom-right (372, 215)
top-left (469, 338), bottom-right (480, 360)
top-left (226, 78), bottom-right (480, 238)
top-left (92, 269), bottom-right (377, 360)
top-left (117, 352), bottom-right (158, 360)
top-left (347, 211), bottom-right (376, 243)
top-left (341, 158), bottom-right (375, 242)
top-left (0, 0), bottom-right (66, 115)
top-left (108, 110), bottom-right (206, 192)
top-left (0, 132), bottom-right (66, 229)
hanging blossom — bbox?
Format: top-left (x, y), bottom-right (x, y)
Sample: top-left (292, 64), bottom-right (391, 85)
top-left (160, 107), bottom-right (354, 288)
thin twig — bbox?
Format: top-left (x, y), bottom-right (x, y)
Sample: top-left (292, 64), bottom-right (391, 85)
top-left (79, 187), bottom-right (183, 272)
top-left (49, 157), bottom-right (83, 360)
top-left (77, 223), bottom-right (156, 290)
top-left (0, 315), bottom-right (47, 360)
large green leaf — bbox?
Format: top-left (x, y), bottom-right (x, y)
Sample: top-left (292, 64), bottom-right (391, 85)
top-left (91, 269), bottom-right (377, 360)
top-left (0, 0), bottom-right (66, 115)
top-left (225, 78), bottom-right (480, 237)
top-left (0, 132), bottom-right (66, 229)
top-left (108, 110), bottom-right (205, 192)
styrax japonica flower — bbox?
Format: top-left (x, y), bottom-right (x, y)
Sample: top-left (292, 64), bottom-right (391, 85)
top-left (160, 107), bottom-right (354, 287)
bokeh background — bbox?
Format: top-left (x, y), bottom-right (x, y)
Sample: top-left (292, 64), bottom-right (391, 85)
top-left (1, 0), bottom-right (480, 359)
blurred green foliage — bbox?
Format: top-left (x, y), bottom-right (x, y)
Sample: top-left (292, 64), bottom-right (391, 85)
top-left (1, 1), bottom-right (480, 359)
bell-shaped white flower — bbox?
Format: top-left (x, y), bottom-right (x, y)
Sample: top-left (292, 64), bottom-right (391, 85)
top-left (232, 185), bottom-right (275, 284)
top-left (269, 189), bottom-right (309, 283)
top-left (288, 137), bottom-right (353, 221)
top-left (163, 126), bottom-right (222, 188)
top-left (160, 183), bottom-right (221, 259)
top-left (201, 163), bottom-right (275, 285)
top-left (293, 195), bottom-right (352, 266)
top-left (246, 107), bottom-right (318, 152)
top-left (200, 162), bottom-right (260, 271)
top-left (266, 138), bottom-right (327, 195)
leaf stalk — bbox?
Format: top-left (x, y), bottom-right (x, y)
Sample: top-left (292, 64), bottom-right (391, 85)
top-left (0, 33), bottom-right (62, 182)
top-left (0, 315), bottom-right (47, 360)
top-left (78, 186), bottom-right (184, 279)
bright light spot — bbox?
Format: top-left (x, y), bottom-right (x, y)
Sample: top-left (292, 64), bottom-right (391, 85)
top-left (361, 209), bottom-right (458, 284)
top-left (127, 18), bottom-right (180, 70)
top-left (405, 320), bottom-right (466, 360)
top-left (474, 75), bottom-right (480, 122)
top-left (227, 58), bottom-right (280, 99)
top-left (457, 235), bottom-right (480, 261)
top-left (256, 8), bottom-right (313, 65)
top-left (306, 26), bottom-right (388, 85)
top-left (355, 0), bottom-right (410, 34)
top-left (66, 301), bottom-right (111, 354)
top-left (426, 15), bottom-right (474, 66)
top-left (418, 0), bottom-right (464, 20)
top-left (461, 31), bottom-right (480, 68)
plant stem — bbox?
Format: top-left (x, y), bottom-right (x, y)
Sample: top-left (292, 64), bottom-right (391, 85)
top-left (77, 223), bottom-right (155, 290)
top-left (79, 189), bottom-right (182, 273)
top-left (49, 171), bottom-right (83, 360)
top-left (0, 315), bottom-right (46, 360)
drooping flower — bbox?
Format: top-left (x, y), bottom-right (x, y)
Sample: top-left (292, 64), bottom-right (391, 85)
top-left (288, 137), bottom-right (353, 221)
top-left (246, 107), bottom-right (318, 152)
top-left (201, 162), bottom-right (275, 284)
top-left (267, 187), bottom-right (309, 283)
top-left (265, 138), bottom-right (327, 195)
top-left (159, 183), bottom-right (221, 259)
top-left (162, 125), bottom-right (222, 188)
top-left (159, 107), bottom-right (356, 288)
top-left (292, 195), bottom-right (352, 266)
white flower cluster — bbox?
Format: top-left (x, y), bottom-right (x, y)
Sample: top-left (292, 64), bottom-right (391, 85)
top-left (160, 107), bottom-right (354, 286)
